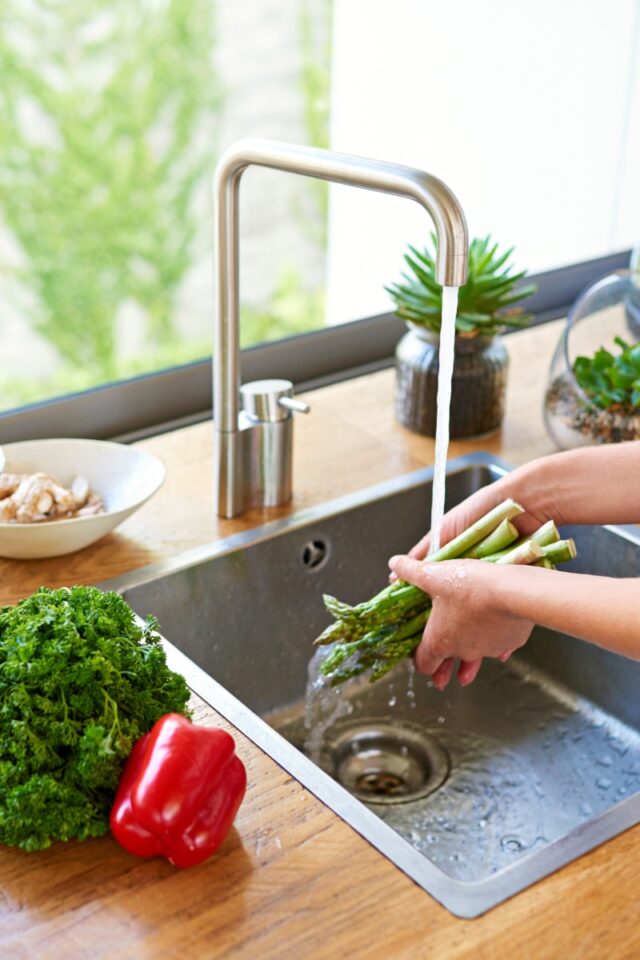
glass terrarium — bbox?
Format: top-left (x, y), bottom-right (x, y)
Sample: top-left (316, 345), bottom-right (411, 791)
top-left (544, 270), bottom-right (640, 450)
top-left (628, 242), bottom-right (640, 338)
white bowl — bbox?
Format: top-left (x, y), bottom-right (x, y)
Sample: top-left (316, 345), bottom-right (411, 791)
top-left (0, 438), bottom-right (165, 559)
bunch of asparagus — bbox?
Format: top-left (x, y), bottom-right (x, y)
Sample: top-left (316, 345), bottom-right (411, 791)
top-left (313, 499), bottom-right (576, 686)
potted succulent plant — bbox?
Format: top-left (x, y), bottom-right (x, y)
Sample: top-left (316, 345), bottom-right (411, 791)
top-left (545, 337), bottom-right (640, 447)
top-left (386, 234), bottom-right (536, 438)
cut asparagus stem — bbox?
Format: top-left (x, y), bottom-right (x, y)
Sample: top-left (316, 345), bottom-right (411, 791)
top-left (495, 540), bottom-right (544, 565)
top-left (534, 558), bottom-right (556, 569)
top-left (541, 539), bottom-right (576, 565)
top-left (530, 520), bottom-right (560, 547)
top-left (427, 498), bottom-right (525, 562)
top-left (463, 518), bottom-right (519, 558)
top-left (482, 521), bottom-right (560, 561)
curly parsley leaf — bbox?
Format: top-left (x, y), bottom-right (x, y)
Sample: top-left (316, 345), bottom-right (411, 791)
top-left (0, 586), bottom-right (190, 851)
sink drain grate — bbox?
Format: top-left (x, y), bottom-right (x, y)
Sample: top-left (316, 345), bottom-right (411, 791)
top-left (327, 720), bottom-right (449, 805)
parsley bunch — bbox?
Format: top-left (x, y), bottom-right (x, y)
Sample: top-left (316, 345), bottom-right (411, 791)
top-left (0, 586), bottom-right (190, 851)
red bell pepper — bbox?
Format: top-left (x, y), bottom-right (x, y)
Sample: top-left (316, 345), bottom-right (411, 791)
top-left (110, 713), bottom-right (246, 868)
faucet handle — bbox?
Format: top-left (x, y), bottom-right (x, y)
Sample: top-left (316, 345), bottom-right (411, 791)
top-left (240, 378), bottom-right (310, 422)
top-left (278, 395), bottom-right (310, 415)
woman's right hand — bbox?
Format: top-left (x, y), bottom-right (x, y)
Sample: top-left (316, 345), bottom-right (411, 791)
top-left (395, 456), bottom-right (560, 689)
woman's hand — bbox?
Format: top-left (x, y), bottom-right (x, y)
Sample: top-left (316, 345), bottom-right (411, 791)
top-left (410, 441), bottom-right (640, 565)
top-left (387, 555), bottom-right (535, 688)
top-left (389, 458), bottom-right (552, 688)
top-left (406, 461), bottom-right (555, 565)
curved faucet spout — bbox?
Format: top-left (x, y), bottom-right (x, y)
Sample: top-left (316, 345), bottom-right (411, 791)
top-left (213, 137), bottom-right (469, 518)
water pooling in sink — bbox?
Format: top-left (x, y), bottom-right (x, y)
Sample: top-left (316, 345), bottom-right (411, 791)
top-left (270, 649), bottom-right (640, 883)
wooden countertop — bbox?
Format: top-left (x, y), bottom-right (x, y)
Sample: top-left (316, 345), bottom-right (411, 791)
top-left (2, 318), bottom-right (639, 960)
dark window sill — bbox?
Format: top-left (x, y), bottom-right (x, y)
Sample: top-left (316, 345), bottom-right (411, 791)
top-left (0, 248), bottom-right (631, 444)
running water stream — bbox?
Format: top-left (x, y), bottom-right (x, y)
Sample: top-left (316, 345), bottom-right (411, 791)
top-left (428, 284), bottom-right (459, 554)
top-left (304, 283), bottom-right (460, 752)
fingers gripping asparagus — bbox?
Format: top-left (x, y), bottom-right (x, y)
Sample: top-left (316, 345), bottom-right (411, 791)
top-left (314, 499), bottom-right (577, 686)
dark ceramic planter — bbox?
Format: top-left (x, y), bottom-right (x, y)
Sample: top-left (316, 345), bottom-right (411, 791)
top-left (395, 324), bottom-right (509, 439)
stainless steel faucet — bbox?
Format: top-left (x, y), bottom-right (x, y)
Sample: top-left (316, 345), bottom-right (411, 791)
top-left (213, 138), bottom-right (469, 518)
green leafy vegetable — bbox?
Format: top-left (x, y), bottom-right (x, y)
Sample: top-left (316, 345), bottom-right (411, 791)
top-left (0, 586), bottom-right (190, 851)
top-left (385, 234), bottom-right (537, 337)
top-left (574, 336), bottom-right (640, 412)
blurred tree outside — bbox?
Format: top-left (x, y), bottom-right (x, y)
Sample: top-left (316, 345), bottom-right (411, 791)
top-left (0, 0), bottom-right (333, 411)
top-left (0, 0), bottom-right (220, 381)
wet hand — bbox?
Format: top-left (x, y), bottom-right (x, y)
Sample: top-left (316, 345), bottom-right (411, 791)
top-left (387, 555), bottom-right (534, 689)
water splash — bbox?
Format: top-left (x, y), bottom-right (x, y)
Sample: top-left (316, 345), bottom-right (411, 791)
top-left (303, 647), bottom-right (354, 763)
top-left (429, 285), bottom-right (459, 554)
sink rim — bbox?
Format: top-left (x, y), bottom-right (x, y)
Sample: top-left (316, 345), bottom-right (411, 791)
top-left (102, 452), bottom-right (640, 918)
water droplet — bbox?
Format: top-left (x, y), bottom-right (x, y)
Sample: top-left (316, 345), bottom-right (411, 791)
top-left (426, 834), bottom-right (438, 844)
top-left (437, 715), bottom-right (445, 725)
top-left (500, 835), bottom-right (524, 853)
top-left (479, 819), bottom-right (487, 829)
top-left (580, 802), bottom-right (593, 817)
top-left (596, 778), bottom-right (612, 790)
top-left (388, 695), bottom-right (397, 707)
top-left (597, 755), bottom-right (613, 767)
top-left (449, 853), bottom-right (460, 862)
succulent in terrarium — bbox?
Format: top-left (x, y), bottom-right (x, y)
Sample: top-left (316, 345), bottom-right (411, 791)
top-left (545, 319), bottom-right (640, 449)
top-left (386, 233), bottom-right (536, 337)
top-left (574, 337), bottom-right (640, 413)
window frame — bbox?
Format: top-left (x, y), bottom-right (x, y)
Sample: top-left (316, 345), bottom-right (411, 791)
top-left (0, 248), bottom-right (630, 444)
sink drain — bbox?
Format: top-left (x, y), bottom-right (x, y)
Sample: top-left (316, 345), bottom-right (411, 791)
top-left (301, 538), bottom-right (330, 571)
top-left (328, 721), bottom-right (449, 805)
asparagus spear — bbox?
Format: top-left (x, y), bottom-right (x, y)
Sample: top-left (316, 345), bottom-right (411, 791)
top-left (531, 520), bottom-right (561, 547)
top-left (482, 520), bottom-right (561, 562)
top-left (463, 518), bottom-right (519, 558)
top-left (541, 538), bottom-right (576, 565)
top-left (495, 540), bottom-right (543, 565)
top-left (426, 498), bottom-right (525, 561)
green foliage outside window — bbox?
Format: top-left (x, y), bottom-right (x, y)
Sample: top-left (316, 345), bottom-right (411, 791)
top-left (0, 0), bottom-right (219, 379)
top-left (0, 0), bottom-right (333, 413)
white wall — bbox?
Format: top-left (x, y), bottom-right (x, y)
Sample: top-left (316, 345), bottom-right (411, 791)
top-left (326, 0), bottom-right (640, 324)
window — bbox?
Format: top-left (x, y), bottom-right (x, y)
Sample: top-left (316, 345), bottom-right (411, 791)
top-left (326, 0), bottom-right (640, 324)
top-left (0, 0), bottom-right (637, 437)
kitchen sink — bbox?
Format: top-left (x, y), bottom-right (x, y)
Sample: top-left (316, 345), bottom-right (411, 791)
top-left (103, 453), bottom-right (640, 918)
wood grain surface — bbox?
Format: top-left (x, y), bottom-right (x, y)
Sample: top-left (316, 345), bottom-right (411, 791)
top-left (1, 318), bottom-right (638, 960)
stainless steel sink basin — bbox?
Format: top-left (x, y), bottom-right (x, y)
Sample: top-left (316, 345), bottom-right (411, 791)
top-left (103, 453), bottom-right (640, 917)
